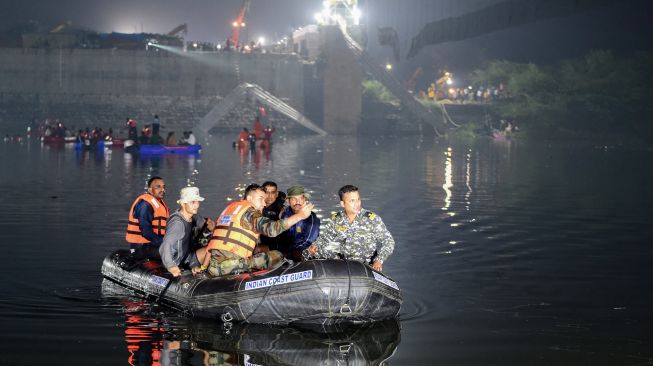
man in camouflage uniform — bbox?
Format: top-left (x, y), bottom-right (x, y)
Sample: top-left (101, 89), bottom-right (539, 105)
top-left (304, 185), bottom-right (394, 272)
top-left (204, 184), bottom-right (314, 276)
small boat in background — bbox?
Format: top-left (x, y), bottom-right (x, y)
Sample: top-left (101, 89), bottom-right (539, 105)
top-left (138, 144), bottom-right (202, 154)
top-left (104, 138), bottom-right (125, 147)
top-left (42, 136), bottom-right (77, 144)
top-left (73, 139), bottom-right (125, 151)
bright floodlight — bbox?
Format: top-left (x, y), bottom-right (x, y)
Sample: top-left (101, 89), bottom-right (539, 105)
top-left (446, 78), bottom-right (453, 85)
top-left (385, 63), bottom-right (393, 70)
top-left (193, 42), bottom-right (198, 48)
top-left (232, 21), bottom-right (238, 27)
top-left (258, 37), bottom-right (265, 45)
top-left (352, 7), bottom-right (362, 25)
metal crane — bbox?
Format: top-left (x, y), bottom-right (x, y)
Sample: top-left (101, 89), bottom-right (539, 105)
top-left (50, 21), bottom-right (71, 33)
top-left (229, 0), bottom-right (251, 47)
top-left (167, 23), bottom-right (187, 38)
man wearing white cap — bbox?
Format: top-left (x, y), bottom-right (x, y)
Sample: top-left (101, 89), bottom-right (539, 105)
top-left (159, 187), bottom-right (215, 277)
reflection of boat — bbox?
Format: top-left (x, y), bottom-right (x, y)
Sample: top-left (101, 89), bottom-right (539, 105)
top-left (189, 318), bottom-right (401, 366)
top-left (74, 141), bottom-right (105, 151)
top-left (100, 283), bottom-right (401, 366)
top-left (234, 138), bottom-right (272, 150)
top-left (492, 129), bottom-right (507, 141)
top-left (104, 138), bottom-right (125, 147)
top-left (41, 136), bottom-right (77, 144)
top-left (138, 144), bottom-right (202, 154)
top-left (101, 249), bottom-right (402, 325)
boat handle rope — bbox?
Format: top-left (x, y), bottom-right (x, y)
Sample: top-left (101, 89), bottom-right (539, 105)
top-left (221, 312), bottom-right (234, 322)
top-left (340, 259), bottom-right (353, 314)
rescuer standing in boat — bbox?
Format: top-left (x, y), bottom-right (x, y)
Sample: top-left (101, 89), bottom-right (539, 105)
top-left (159, 187), bottom-right (215, 277)
top-left (304, 185), bottom-right (395, 272)
top-left (202, 183), bottom-right (314, 276)
top-left (125, 176), bottom-right (169, 261)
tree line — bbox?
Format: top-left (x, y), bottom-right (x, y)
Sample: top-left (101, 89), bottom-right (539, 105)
top-left (469, 50), bottom-right (653, 141)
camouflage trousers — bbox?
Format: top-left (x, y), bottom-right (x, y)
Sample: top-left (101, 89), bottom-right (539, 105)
top-left (208, 250), bottom-right (283, 277)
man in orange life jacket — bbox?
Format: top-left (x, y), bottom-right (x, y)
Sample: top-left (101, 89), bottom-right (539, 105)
top-left (126, 176), bottom-right (169, 261)
top-left (201, 183), bottom-right (314, 276)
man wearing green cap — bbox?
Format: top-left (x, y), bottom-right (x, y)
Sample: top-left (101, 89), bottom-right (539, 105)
top-left (304, 185), bottom-right (394, 272)
top-left (278, 185), bottom-right (320, 261)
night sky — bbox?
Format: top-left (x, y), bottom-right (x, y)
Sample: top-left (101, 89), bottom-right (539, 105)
top-left (3, 0), bottom-right (652, 77)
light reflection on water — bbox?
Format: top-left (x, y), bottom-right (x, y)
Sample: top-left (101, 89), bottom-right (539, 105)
top-left (0, 135), bottom-right (652, 365)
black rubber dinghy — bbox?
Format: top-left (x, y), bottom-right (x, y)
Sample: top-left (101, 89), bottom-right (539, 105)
top-left (101, 249), bottom-right (402, 325)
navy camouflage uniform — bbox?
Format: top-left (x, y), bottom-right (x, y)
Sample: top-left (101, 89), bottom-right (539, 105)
top-left (303, 208), bottom-right (394, 265)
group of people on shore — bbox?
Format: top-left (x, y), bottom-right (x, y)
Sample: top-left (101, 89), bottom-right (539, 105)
top-left (125, 177), bottom-right (395, 278)
top-left (423, 83), bottom-right (505, 103)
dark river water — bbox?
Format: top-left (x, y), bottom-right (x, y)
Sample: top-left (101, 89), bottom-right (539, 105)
top-left (1, 134), bottom-right (652, 365)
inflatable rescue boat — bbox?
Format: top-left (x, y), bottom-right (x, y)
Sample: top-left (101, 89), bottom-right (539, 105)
top-left (101, 249), bottom-right (402, 325)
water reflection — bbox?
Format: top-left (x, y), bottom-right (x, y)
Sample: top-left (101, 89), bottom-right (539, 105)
top-left (108, 297), bottom-right (400, 366)
top-left (465, 148), bottom-right (472, 210)
top-left (235, 142), bottom-right (271, 171)
top-left (122, 300), bottom-right (165, 366)
top-left (442, 147), bottom-right (453, 211)
top-left (3, 135), bottom-right (653, 364)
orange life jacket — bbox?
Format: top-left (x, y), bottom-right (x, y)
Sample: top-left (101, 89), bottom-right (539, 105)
top-left (207, 200), bottom-right (259, 258)
top-left (125, 193), bottom-right (169, 244)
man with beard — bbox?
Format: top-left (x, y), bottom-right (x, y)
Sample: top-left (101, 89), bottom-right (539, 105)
top-left (261, 181), bottom-right (286, 219)
top-left (159, 187), bottom-right (215, 277)
top-left (259, 181), bottom-right (286, 251)
top-left (125, 176), bottom-right (169, 260)
top-left (278, 185), bottom-right (320, 261)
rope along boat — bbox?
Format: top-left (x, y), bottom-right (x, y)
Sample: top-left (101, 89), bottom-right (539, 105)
top-left (101, 249), bottom-right (402, 325)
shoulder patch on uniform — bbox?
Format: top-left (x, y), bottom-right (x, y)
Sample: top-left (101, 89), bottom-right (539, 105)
top-left (331, 211), bottom-right (341, 220)
top-left (365, 211), bottom-right (377, 220)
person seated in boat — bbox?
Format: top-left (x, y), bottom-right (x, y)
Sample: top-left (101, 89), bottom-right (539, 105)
top-left (165, 131), bottom-right (176, 145)
top-left (105, 128), bottom-right (113, 141)
top-left (126, 176), bottom-right (170, 261)
top-left (259, 181), bottom-right (286, 251)
top-left (179, 131), bottom-right (197, 145)
top-left (201, 184), bottom-right (314, 276)
top-left (304, 185), bottom-right (394, 272)
top-left (277, 185), bottom-right (320, 262)
top-left (179, 131), bottom-right (190, 145)
top-left (126, 118), bottom-right (138, 141)
top-left (139, 131), bottom-right (149, 145)
top-left (159, 187), bottom-right (215, 277)
top-left (261, 181), bottom-right (286, 220)
top-left (186, 131), bottom-right (196, 145)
